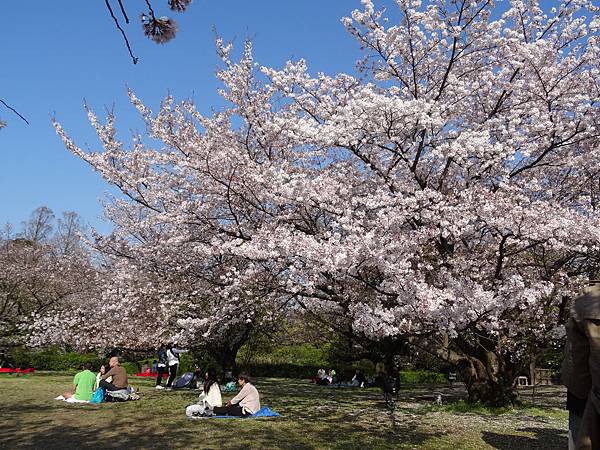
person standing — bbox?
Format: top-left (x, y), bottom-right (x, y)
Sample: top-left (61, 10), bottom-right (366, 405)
top-left (562, 282), bottom-right (600, 450)
top-left (166, 343), bottom-right (188, 389)
top-left (155, 345), bottom-right (168, 389)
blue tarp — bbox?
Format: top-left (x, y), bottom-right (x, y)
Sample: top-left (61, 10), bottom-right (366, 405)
top-left (189, 406), bottom-right (280, 419)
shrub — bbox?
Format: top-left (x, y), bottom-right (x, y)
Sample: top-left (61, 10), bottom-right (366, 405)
top-left (238, 343), bottom-right (332, 368)
top-left (120, 362), bottom-right (138, 374)
top-left (11, 347), bottom-right (121, 372)
top-left (354, 359), bottom-right (376, 377)
top-left (239, 363), bottom-right (322, 379)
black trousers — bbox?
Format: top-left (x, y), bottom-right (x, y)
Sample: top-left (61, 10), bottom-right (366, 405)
top-left (166, 364), bottom-right (178, 387)
top-left (99, 379), bottom-right (126, 391)
top-left (156, 365), bottom-right (166, 386)
top-left (213, 404), bottom-right (248, 417)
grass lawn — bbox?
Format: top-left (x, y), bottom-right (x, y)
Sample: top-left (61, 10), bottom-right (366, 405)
top-left (0, 373), bottom-right (567, 449)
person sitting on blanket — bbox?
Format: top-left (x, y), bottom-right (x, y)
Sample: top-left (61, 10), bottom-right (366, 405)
top-left (99, 356), bottom-right (129, 391)
top-left (186, 368), bottom-right (223, 417)
top-left (212, 373), bottom-right (260, 417)
top-left (315, 368), bottom-right (329, 385)
top-left (326, 369), bottom-right (337, 384)
top-left (62, 362), bottom-right (97, 401)
top-left (141, 361), bottom-right (150, 374)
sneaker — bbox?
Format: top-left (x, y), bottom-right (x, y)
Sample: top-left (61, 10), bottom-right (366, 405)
top-left (165, 387), bottom-right (172, 391)
top-left (155, 385), bottom-right (165, 390)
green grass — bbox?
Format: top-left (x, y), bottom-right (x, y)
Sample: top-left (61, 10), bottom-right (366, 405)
top-left (0, 374), bottom-right (568, 449)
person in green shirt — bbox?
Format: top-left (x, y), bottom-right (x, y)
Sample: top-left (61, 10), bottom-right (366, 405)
top-left (63, 362), bottom-right (97, 401)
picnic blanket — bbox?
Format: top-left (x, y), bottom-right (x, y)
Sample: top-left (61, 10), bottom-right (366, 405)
top-left (134, 372), bottom-right (168, 378)
top-left (189, 406), bottom-right (280, 420)
top-left (0, 368), bottom-right (35, 373)
top-left (54, 395), bottom-right (89, 403)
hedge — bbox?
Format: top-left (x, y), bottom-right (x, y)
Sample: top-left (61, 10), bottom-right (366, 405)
top-left (9, 348), bottom-right (448, 384)
top-left (12, 348), bottom-right (105, 371)
top-left (238, 364), bottom-right (447, 384)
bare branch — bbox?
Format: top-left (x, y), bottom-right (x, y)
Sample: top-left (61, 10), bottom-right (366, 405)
top-left (104, 0), bottom-right (139, 64)
top-left (0, 99), bottom-right (30, 125)
top-left (116, 0), bottom-right (130, 23)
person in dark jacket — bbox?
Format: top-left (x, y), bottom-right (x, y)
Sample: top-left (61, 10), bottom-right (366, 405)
top-left (155, 345), bottom-right (168, 389)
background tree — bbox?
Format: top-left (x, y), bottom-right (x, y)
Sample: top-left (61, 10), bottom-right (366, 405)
top-left (19, 206), bottom-right (54, 244)
top-left (54, 211), bottom-right (88, 257)
top-left (1, 208), bottom-right (96, 348)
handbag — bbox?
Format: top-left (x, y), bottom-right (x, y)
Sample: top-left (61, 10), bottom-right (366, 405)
top-left (90, 387), bottom-right (105, 403)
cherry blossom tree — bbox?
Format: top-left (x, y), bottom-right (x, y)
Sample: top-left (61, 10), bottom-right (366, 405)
top-left (19, 206), bottom-right (55, 244)
top-left (50, 0), bottom-right (599, 404)
top-left (29, 201), bottom-right (288, 371)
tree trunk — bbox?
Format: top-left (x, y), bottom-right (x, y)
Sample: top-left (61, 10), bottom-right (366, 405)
top-left (218, 346), bottom-right (238, 376)
top-left (529, 357), bottom-right (536, 387)
top-left (206, 324), bottom-right (254, 378)
top-left (457, 354), bottom-right (519, 406)
top-left (425, 334), bottom-right (521, 407)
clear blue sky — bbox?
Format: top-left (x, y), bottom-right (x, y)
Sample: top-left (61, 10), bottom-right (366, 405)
top-left (0, 0), bottom-right (370, 234)
top-left (0, 0), bottom-right (556, 234)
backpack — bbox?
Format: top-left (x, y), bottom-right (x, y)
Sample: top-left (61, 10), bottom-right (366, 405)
top-left (158, 348), bottom-right (168, 365)
top-left (223, 381), bottom-right (237, 392)
top-left (90, 387), bottom-right (105, 404)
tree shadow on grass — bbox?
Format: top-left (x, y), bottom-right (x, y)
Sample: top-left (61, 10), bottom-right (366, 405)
top-left (0, 417), bottom-right (312, 450)
top-left (314, 419), bottom-right (445, 449)
top-left (481, 427), bottom-right (567, 450)
top-left (0, 420), bottom-right (180, 450)
top-left (517, 386), bottom-right (566, 409)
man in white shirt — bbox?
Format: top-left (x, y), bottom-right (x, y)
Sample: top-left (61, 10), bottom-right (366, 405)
top-left (165, 343), bottom-right (188, 389)
top-left (213, 373), bottom-right (260, 416)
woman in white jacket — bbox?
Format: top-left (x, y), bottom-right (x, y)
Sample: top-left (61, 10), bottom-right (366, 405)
top-left (185, 368), bottom-right (222, 417)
